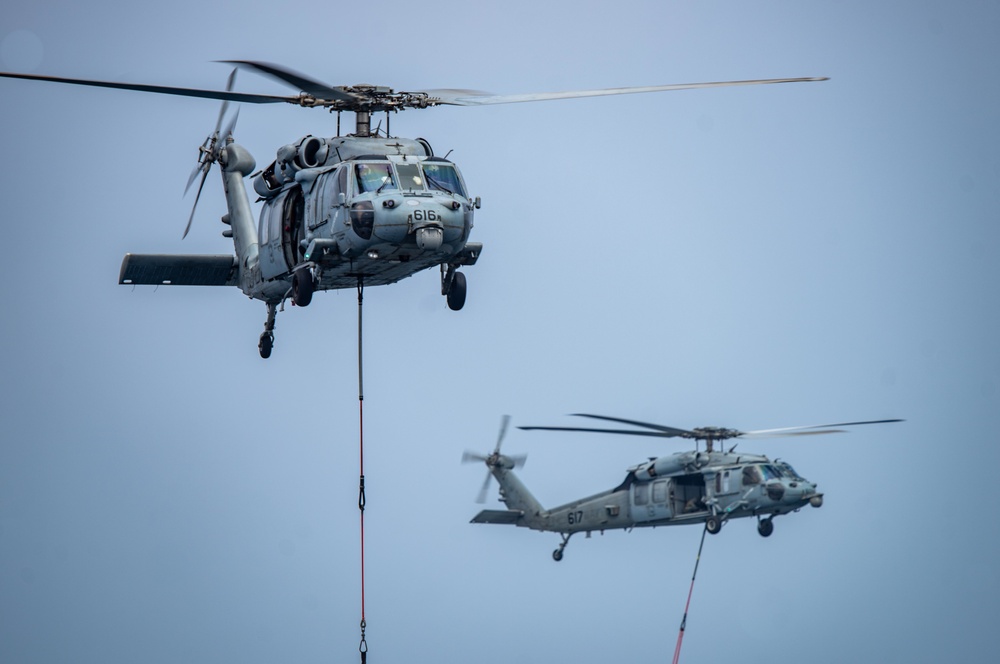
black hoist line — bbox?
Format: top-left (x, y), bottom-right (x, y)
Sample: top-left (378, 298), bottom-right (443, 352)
top-left (356, 277), bottom-right (368, 663)
top-left (671, 525), bottom-right (708, 664)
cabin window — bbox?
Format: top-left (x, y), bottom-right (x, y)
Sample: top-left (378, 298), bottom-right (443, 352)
top-left (652, 480), bottom-right (668, 503)
top-left (423, 162), bottom-right (466, 197)
top-left (395, 162), bottom-right (425, 191)
top-left (355, 163), bottom-right (397, 193)
top-left (633, 483), bottom-right (649, 505)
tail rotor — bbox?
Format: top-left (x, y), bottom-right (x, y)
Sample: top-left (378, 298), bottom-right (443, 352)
top-left (183, 68), bottom-right (240, 238)
top-left (462, 415), bottom-right (526, 503)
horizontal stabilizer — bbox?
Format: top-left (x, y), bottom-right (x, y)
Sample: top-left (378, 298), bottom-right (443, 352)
top-left (470, 509), bottom-right (523, 525)
top-left (119, 254), bottom-right (238, 287)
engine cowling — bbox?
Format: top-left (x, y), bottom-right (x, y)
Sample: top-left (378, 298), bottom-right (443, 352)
top-left (275, 136), bottom-right (330, 182)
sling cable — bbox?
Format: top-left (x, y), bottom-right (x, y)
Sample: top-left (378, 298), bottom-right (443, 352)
top-left (671, 525), bottom-right (708, 664)
top-left (356, 277), bottom-right (368, 663)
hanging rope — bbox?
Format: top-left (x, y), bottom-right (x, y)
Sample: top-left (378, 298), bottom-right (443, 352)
top-left (671, 525), bottom-right (708, 664)
top-left (356, 277), bottom-right (368, 663)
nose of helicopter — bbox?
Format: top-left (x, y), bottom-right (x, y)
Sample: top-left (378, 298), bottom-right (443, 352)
top-left (772, 478), bottom-right (821, 508)
top-left (370, 194), bottom-right (467, 247)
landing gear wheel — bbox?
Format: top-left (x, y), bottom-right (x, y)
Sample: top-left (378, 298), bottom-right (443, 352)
top-left (446, 271), bottom-right (467, 311)
top-left (258, 332), bottom-right (273, 359)
top-left (293, 268), bottom-right (314, 307)
top-left (258, 302), bottom-right (278, 359)
top-left (757, 518), bottom-right (774, 538)
top-left (706, 515), bottom-right (722, 535)
top-left (552, 548), bottom-right (564, 562)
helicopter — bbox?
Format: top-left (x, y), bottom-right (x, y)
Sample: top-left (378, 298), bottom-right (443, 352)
top-left (463, 414), bottom-right (901, 561)
top-left (0, 63), bottom-right (826, 357)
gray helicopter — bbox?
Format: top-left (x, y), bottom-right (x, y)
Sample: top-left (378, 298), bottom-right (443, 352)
top-left (464, 414), bottom-right (901, 561)
top-left (0, 63), bottom-right (826, 357)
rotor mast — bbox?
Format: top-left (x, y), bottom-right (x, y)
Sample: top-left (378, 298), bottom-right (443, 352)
top-left (354, 110), bottom-right (371, 138)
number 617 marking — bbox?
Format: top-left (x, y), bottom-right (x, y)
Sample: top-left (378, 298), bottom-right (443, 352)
top-left (567, 510), bottom-right (584, 525)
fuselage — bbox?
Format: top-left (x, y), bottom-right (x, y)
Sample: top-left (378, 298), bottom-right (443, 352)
top-left (477, 450), bottom-right (822, 536)
top-left (248, 135), bottom-right (480, 302)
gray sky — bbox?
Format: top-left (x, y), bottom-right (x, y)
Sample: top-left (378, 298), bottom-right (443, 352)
top-left (2, 2), bottom-right (997, 662)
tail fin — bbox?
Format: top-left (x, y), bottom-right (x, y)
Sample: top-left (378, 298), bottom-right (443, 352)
top-left (492, 463), bottom-right (545, 525)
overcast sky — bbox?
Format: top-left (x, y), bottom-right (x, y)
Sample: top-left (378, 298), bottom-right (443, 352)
top-left (2, 2), bottom-right (998, 662)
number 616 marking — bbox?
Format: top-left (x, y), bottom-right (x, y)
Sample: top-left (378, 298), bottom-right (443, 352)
top-left (409, 209), bottom-right (439, 222)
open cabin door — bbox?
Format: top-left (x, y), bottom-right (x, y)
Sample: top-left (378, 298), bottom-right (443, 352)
top-left (670, 473), bottom-right (708, 517)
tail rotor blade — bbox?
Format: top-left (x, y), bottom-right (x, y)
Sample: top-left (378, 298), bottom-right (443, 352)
top-left (185, 157), bottom-right (207, 195)
top-left (183, 167), bottom-right (210, 239)
top-left (493, 414), bottom-right (511, 454)
top-left (462, 450), bottom-right (488, 464)
top-left (475, 472), bottom-right (493, 504)
top-left (213, 69), bottom-right (237, 135)
top-left (219, 106), bottom-right (240, 144)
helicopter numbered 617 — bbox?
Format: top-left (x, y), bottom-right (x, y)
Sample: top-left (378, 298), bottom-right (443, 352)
top-left (464, 414), bottom-right (901, 561)
top-left (0, 62), bottom-right (826, 357)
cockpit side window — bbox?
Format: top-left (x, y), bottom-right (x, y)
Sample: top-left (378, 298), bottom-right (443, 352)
top-left (423, 162), bottom-right (466, 197)
top-left (742, 465), bottom-right (762, 486)
top-left (355, 163), bottom-right (397, 193)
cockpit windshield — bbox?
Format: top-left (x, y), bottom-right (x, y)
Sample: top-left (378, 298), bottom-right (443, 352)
top-left (422, 162), bottom-right (466, 197)
top-left (355, 163), bottom-right (397, 193)
top-left (776, 461), bottom-right (804, 480)
top-left (395, 162), bottom-right (424, 191)
top-left (760, 465), bottom-right (782, 481)
top-left (354, 160), bottom-right (466, 198)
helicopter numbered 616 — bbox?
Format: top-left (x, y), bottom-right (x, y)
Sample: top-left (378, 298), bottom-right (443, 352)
top-left (0, 62), bottom-right (826, 357)
top-left (464, 414), bottom-right (901, 561)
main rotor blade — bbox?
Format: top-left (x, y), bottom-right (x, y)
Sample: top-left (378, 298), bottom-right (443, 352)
top-left (518, 426), bottom-right (676, 438)
top-left (571, 414), bottom-right (693, 437)
top-left (220, 60), bottom-right (359, 102)
top-left (0, 70), bottom-right (293, 104)
top-left (740, 419), bottom-right (904, 438)
top-left (431, 77), bottom-right (828, 107)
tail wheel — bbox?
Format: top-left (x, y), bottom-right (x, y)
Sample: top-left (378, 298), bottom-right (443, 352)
top-left (447, 271), bottom-right (467, 310)
top-left (293, 268), bottom-right (314, 307)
